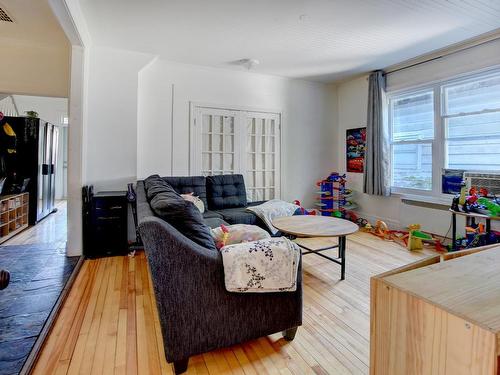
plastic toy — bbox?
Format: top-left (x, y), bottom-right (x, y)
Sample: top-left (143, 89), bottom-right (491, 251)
top-left (315, 172), bottom-right (347, 218)
top-left (216, 224), bottom-right (230, 249)
top-left (293, 200), bottom-right (316, 215)
top-left (477, 197), bottom-right (500, 217)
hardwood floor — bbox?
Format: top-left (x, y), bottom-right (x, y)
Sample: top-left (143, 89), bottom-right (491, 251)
top-left (32, 232), bottom-right (435, 375)
top-left (5, 200), bottom-right (68, 246)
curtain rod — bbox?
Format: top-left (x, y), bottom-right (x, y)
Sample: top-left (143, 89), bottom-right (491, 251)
top-left (383, 31), bottom-right (500, 76)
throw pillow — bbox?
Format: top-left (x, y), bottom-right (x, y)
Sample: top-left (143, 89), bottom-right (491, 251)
top-left (146, 175), bottom-right (217, 251)
top-left (144, 174), bottom-right (178, 201)
top-left (212, 224), bottom-right (271, 249)
top-left (181, 192), bottom-right (205, 213)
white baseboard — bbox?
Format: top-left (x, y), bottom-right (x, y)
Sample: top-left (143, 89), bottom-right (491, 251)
top-left (353, 210), bottom-right (401, 230)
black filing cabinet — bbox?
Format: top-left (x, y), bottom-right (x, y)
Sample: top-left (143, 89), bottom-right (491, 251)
top-left (86, 191), bottom-right (128, 258)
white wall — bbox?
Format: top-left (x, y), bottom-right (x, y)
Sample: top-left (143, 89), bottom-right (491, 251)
top-left (137, 59), bottom-right (336, 207)
top-left (85, 46), bottom-right (154, 190)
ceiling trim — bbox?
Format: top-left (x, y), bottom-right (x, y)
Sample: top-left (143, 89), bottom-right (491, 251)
top-left (48, 0), bottom-right (84, 47)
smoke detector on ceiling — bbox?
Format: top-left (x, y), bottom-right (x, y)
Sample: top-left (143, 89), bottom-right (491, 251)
top-left (0, 7), bottom-right (13, 23)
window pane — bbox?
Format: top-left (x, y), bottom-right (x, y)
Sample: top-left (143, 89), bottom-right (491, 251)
top-left (447, 138), bottom-right (500, 171)
top-left (444, 73), bottom-right (500, 115)
top-left (392, 91), bottom-right (434, 141)
top-left (392, 143), bottom-right (432, 190)
top-left (447, 112), bottom-right (500, 139)
top-left (446, 112), bottom-right (500, 171)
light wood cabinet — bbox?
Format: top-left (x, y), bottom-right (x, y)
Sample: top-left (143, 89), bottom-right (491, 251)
top-left (0, 193), bottom-right (29, 244)
top-left (371, 245), bottom-right (500, 375)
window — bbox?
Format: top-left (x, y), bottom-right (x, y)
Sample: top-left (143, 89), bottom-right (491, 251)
top-left (191, 106), bottom-right (281, 201)
top-left (390, 91), bottom-right (434, 190)
top-left (389, 69), bottom-right (500, 194)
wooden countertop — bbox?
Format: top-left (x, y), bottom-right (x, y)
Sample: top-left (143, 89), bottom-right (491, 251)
top-left (383, 245), bottom-right (500, 334)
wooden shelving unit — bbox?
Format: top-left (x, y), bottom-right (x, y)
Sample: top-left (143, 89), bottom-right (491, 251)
top-left (0, 192), bottom-right (29, 244)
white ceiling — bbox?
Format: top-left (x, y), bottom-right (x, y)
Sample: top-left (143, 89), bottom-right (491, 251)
top-left (80, 0), bottom-right (500, 82)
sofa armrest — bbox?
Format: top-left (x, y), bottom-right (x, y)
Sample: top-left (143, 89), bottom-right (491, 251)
top-left (138, 216), bottom-right (222, 292)
top-left (138, 216), bottom-right (302, 362)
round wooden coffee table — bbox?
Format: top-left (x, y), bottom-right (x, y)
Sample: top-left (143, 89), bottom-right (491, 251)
top-left (272, 216), bottom-right (359, 280)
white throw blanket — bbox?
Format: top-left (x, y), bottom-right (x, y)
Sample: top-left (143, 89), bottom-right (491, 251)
top-left (246, 199), bottom-right (299, 235)
top-left (221, 237), bottom-right (300, 293)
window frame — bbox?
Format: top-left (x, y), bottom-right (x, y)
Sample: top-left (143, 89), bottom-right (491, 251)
top-left (387, 67), bottom-right (500, 199)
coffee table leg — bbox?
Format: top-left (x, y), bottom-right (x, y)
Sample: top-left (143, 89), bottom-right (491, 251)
top-left (339, 236), bottom-right (346, 280)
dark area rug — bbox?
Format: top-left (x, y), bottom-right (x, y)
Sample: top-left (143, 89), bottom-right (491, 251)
top-left (0, 243), bottom-right (79, 375)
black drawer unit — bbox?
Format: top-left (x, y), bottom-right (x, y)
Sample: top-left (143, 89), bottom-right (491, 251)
top-left (86, 191), bottom-right (128, 258)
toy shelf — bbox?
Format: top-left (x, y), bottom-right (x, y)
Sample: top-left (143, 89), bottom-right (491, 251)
top-left (316, 173), bottom-right (348, 217)
top-left (0, 193), bottom-right (29, 244)
top-left (449, 208), bottom-right (500, 251)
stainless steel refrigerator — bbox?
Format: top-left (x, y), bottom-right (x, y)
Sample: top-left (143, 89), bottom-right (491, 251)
top-left (0, 116), bottom-right (59, 224)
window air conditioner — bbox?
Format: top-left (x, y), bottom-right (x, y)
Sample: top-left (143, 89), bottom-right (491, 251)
top-left (464, 172), bottom-right (500, 197)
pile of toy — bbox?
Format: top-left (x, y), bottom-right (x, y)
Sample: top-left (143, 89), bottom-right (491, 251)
top-left (451, 183), bottom-right (500, 217)
top-left (450, 183), bottom-right (500, 249)
top-left (359, 220), bottom-right (446, 252)
top-left (314, 172), bottom-right (358, 219)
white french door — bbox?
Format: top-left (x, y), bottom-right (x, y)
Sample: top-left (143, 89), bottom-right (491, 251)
top-left (243, 112), bottom-right (281, 201)
top-left (191, 105), bottom-right (281, 202)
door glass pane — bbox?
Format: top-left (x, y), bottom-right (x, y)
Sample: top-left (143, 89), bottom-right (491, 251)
top-left (245, 114), bottom-right (279, 200)
top-left (224, 135), bottom-right (234, 152)
top-left (213, 134), bottom-right (222, 152)
top-left (212, 116), bottom-right (222, 133)
top-left (223, 154), bottom-right (234, 171)
top-left (223, 117), bottom-right (234, 134)
top-left (202, 133), bottom-right (211, 150)
top-left (212, 153), bottom-right (222, 171)
top-left (202, 114), bottom-right (211, 133)
top-left (202, 153), bottom-right (210, 171)
top-left (265, 154), bottom-right (274, 170)
top-left (265, 172), bottom-right (274, 186)
top-left (246, 172), bottom-right (255, 187)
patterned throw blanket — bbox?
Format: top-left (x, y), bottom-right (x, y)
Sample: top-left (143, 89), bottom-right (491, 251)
top-left (221, 237), bottom-right (301, 293)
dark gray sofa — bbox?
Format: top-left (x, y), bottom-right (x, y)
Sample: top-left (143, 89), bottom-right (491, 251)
top-left (136, 176), bottom-right (303, 374)
top-left (160, 174), bottom-right (268, 230)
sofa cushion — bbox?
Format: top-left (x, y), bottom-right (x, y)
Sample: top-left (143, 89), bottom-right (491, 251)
top-left (203, 210), bottom-right (224, 220)
top-left (163, 176), bottom-right (208, 207)
top-left (206, 174), bottom-right (247, 210)
top-left (204, 217), bottom-right (229, 229)
top-left (145, 175), bottom-right (217, 251)
top-left (214, 207), bottom-right (261, 226)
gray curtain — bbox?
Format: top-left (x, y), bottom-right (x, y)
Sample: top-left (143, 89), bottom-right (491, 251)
top-left (363, 70), bottom-right (390, 196)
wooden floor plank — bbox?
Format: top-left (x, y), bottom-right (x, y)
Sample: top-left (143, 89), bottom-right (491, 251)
top-left (32, 232), bottom-right (434, 374)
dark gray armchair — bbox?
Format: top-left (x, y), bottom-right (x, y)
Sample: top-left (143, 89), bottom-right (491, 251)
top-left (138, 216), bottom-right (302, 374)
